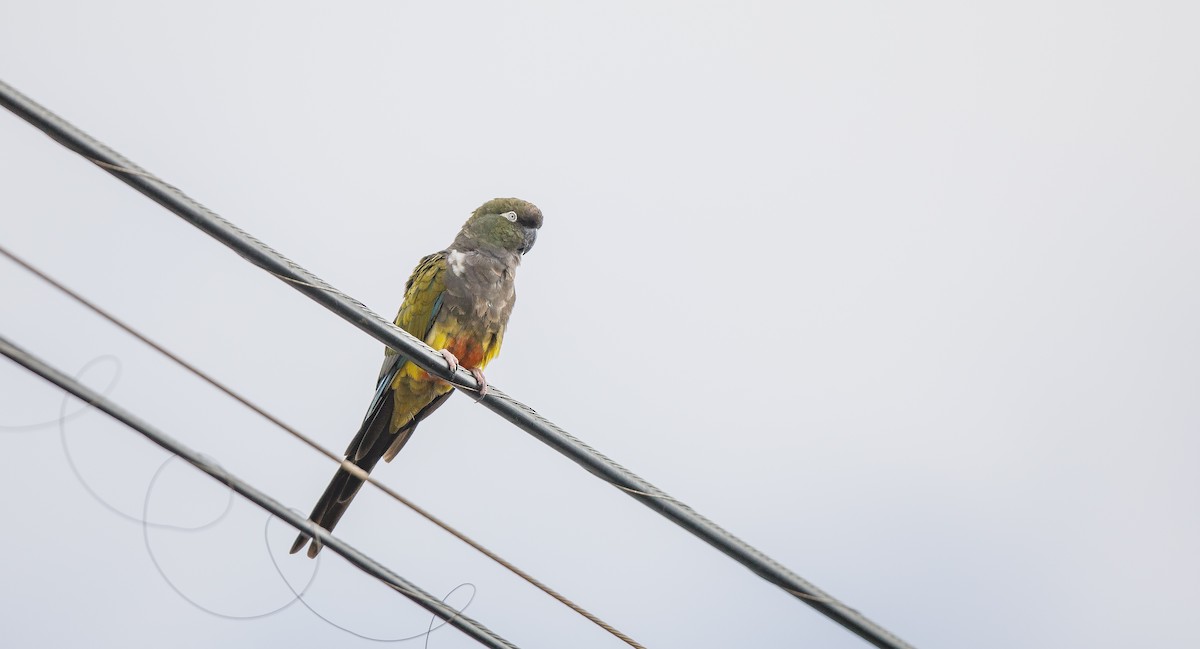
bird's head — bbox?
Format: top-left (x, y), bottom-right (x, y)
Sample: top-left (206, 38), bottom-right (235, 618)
top-left (455, 197), bottom-right (543, 257)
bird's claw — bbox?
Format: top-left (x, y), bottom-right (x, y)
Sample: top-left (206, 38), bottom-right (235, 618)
top-left (437, 349), bottom-right (487, 399)
top-left (470, 368), bottom-right (489, 399)
top-left (438, 348), bottom-right (460, 374)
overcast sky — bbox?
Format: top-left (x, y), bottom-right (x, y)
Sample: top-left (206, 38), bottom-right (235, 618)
top-left (2, 2), bottom-right (1198, 648)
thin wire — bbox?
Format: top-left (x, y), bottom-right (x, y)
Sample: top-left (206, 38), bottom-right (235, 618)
top-left (262, 514), bottom-right (478, 645)
top-left (141, 456), bottom-right (320, 620)
top-left (45, 355), bottom-right (441, 635)
top-left (0, 77), bottom-right (915, 649)
top-left (0, 333), bottom-right (519, 649)
top-left (0, 243), bottom-right (646, 649)
top-left (51, 354), bottom-right (238, 530)
top-left (0, 354), bottom-right (122, 431)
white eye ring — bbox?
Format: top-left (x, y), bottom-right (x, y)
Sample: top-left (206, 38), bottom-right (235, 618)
top-left (502, 211), bottom-right (518, 222)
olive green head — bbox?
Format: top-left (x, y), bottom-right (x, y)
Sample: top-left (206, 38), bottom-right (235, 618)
top-left (455, 197), bottom-right (543, 256)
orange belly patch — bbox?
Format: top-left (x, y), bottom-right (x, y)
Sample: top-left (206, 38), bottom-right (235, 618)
top-left (443, 336), bottom-right (486, 369)
top-left (403, 335), bottom-right (489, 383)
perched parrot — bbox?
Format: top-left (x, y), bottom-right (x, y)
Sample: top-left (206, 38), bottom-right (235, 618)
top-left (290, 197), bottom-right (543, 557)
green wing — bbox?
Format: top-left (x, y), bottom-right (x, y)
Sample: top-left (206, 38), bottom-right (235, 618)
top-left (390, 251), bottom-right (449, 365)
top-left (351, 251), bottom-right (448, 459)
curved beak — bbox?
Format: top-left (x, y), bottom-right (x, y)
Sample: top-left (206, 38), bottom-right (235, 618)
top-left (520, 227), bottom-right (538, 255)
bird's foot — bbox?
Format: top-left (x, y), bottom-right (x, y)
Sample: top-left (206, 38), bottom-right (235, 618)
top-left (438, 348), bottom-right (460, 374)
top-left (470, 368), bottom-right (489, 399)
top-left (438, 348), bottom-right (487, 399)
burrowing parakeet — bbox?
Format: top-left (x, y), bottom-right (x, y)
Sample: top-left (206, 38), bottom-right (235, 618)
top-left (291, 197), bottom-right (543, 557)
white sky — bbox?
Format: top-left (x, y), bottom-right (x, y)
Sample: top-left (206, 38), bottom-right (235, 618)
top-left (2, 2), bottom-right (1198, 648)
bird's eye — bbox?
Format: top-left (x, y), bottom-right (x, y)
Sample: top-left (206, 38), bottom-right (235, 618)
top-left (502, 211), bottom-right (518, 222)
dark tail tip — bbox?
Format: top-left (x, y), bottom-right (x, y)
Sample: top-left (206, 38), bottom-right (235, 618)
top-left (289, 534), bottom-right (309, 555)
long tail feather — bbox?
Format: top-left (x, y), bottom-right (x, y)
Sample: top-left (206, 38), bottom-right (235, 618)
top-left (289, 395), bottom-right (395, 557)
top-left (289, 389), bottom-right (453, 557)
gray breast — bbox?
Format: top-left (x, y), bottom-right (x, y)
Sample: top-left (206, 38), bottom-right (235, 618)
top-left (443, 249), bottom-right (518, 329)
